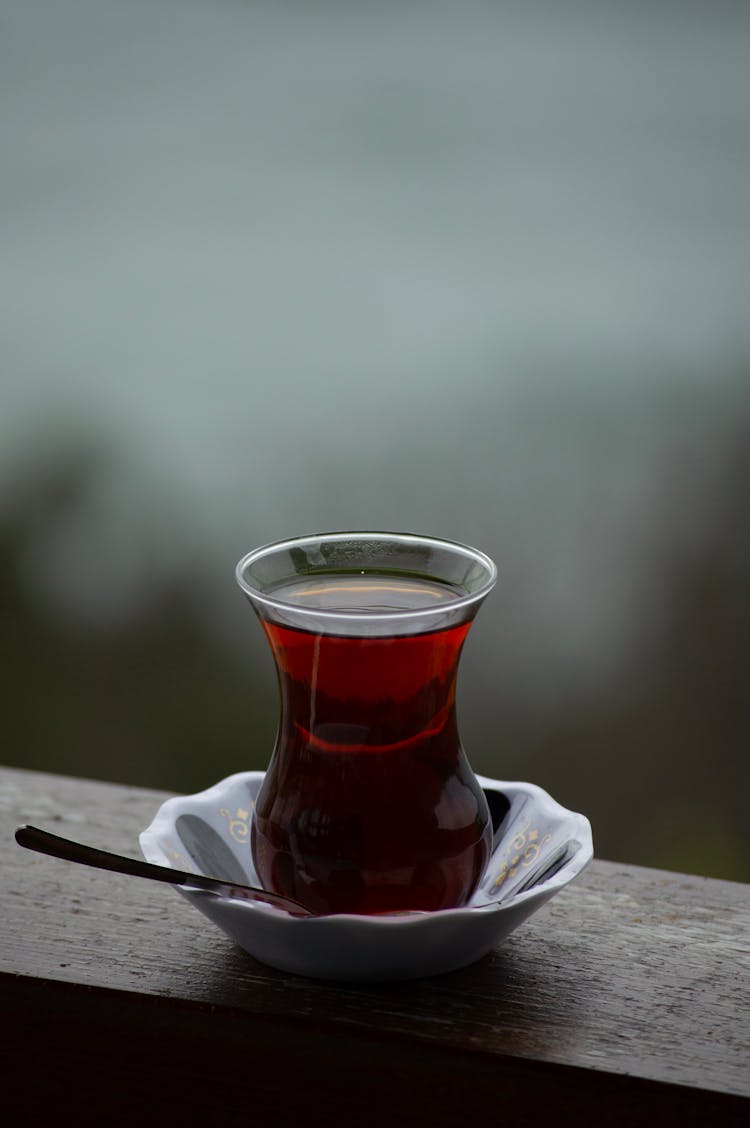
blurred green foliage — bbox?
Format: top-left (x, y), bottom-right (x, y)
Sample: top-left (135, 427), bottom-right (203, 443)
top-left (2, 418), bottom-right (749, 883)
top-left (1, 451), bottom-right (274, 795)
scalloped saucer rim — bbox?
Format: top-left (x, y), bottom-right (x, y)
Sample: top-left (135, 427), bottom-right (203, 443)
top-left (139, 770), bottom-right (592, 980)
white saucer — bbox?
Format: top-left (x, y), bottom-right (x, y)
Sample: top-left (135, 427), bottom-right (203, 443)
top-left (140, 771), bottom-right (593, 981)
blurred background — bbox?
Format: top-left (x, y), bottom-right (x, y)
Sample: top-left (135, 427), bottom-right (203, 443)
top-left (2, 0), bottom-right (749, 881)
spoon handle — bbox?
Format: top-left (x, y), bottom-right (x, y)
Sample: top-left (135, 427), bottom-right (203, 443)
top-left (14, 824), bottom-right (312, 916)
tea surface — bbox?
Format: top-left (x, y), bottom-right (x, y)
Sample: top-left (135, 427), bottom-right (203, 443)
top-left (272, 572), bottom-right (464, 616)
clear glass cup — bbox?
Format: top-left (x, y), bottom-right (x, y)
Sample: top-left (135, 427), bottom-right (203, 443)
top-left (236, 531), bottom-right (497, 915)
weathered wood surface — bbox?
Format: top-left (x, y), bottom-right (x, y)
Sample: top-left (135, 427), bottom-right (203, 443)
top-left (1, 766), bottom-right (748, 1123)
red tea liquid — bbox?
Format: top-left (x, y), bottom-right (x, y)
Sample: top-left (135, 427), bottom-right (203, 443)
top-left (251, 575), bottom-right (492, 915)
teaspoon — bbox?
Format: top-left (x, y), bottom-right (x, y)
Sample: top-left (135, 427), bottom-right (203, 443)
top-left (14, 824), bottom-right (315, 916)
top-left (15, 824), bottom-right (572, 919)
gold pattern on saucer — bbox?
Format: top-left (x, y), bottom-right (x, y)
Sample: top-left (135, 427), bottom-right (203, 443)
top-left (165, 846), bottom-right (191, 868)
top-left (492, 816), bottom-right (552, 889)
top-left (220, 805), bottom-right (254, 843)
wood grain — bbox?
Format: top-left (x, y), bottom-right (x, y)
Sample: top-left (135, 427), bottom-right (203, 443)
top-left (1, 766), bottom-right (748, 1123)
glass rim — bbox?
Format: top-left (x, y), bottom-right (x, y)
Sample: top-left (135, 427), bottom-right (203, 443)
top-left (235, 530), bottom-right (497, 625)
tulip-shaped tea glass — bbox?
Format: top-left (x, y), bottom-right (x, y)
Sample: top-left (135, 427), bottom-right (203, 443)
top-left (236, 532), bottom-right (497, 915)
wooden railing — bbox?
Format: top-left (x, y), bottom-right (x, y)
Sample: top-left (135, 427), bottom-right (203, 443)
top-left (1, 766), bottom-right (748, 1124)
